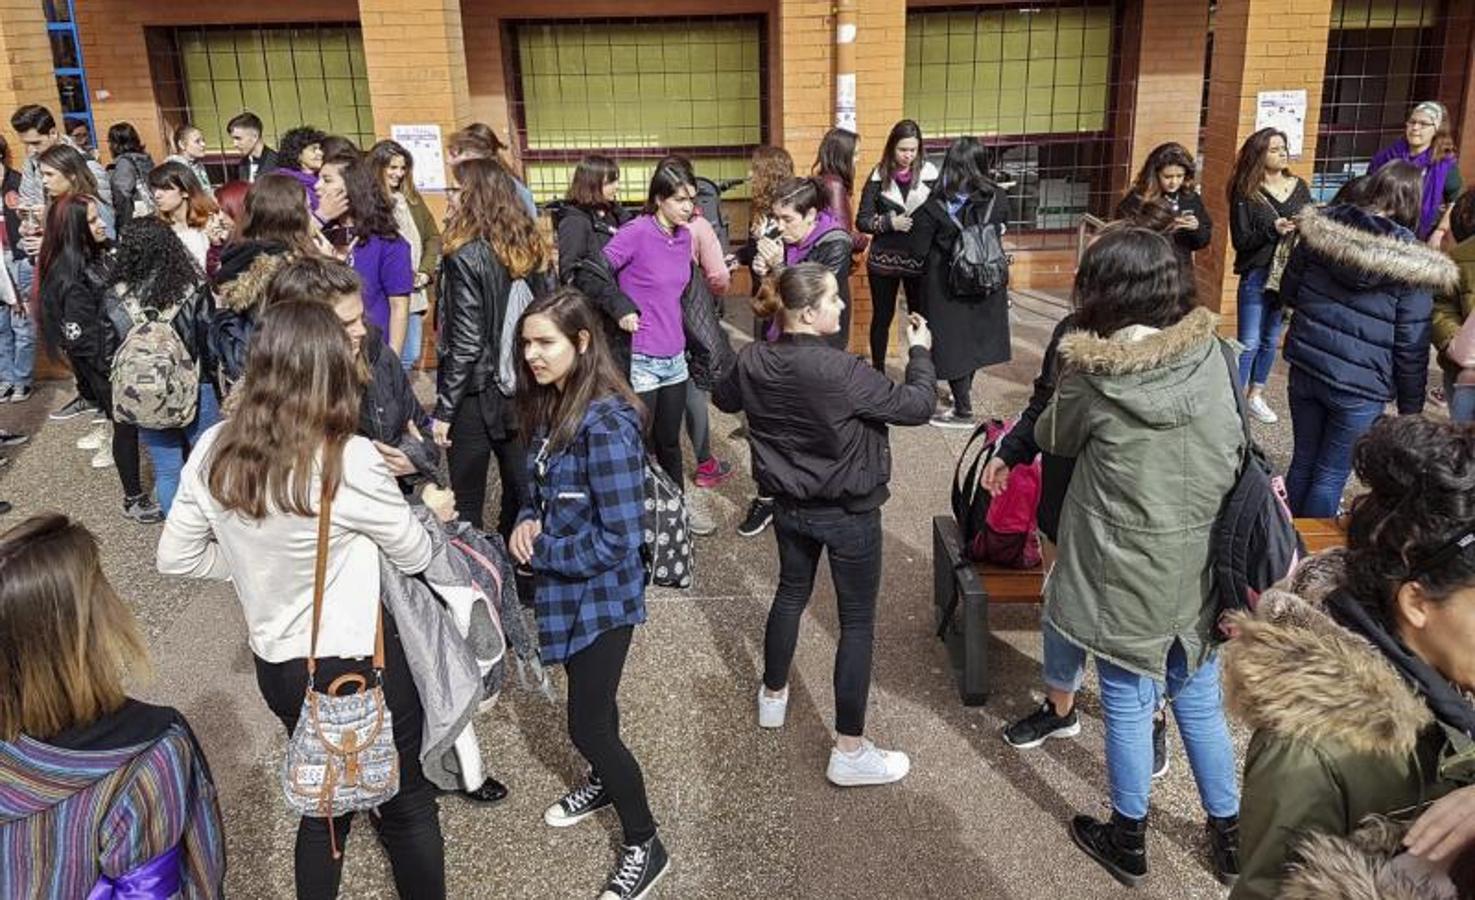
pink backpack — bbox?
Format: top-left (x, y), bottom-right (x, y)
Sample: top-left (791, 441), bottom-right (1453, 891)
top-left (951, 418), bottom-right (1043, 569)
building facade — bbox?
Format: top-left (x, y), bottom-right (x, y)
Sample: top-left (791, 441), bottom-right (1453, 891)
top-left (1, 0), bottom-right (1471, 347)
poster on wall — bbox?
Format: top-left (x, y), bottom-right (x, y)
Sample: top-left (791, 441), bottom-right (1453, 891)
top-left (1255, 90), bottom-right (1308, 157)
top-left (390, 124), bottom-right (447, 192)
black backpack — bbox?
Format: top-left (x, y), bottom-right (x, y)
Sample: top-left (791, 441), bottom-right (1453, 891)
top-left (1209, 341), bottom-right (1305, 636)
top-left (947, 193), bottom-right (1010, 300)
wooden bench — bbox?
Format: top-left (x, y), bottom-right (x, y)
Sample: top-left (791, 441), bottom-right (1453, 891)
top-left (931, 515), bottom-right (1345, 706)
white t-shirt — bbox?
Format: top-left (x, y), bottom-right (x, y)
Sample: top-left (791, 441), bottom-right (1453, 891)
top-left (157, 424), bottom-right (432, 663)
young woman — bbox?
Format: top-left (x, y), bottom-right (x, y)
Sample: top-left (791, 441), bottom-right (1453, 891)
top-left (149, 160), bottom-right (223, 273)
top-left (1227, 127), bottom-right (1313, 424)
top-left (737, 146), bottom-right (796, 342)
top-left (431, 157), bottom-right (547, 536)
top-left (1115, 142), bottom-right (1212, 270)
top-left (37, 143), bottom-right (113, 235)
top-left (509, 287), bottom-right (669, 900)
top-left (277, 125), bottom-right (326, 211)
top-left (0, 133), bottom-right (30, 407)
top-left (158, 300), bottom-right (453, 899)
top-left (316, 150), bottom-right (414, 354)
top-left (555, 154), bottom-right (636, 366)
top-left (1227, 415), bottom-right (1475, 899)
top-left (37, 197), bottom-right (160, 521)
top-left (714, 262), bottom-right (935, 786)
top-left (1370, 100), bottom-right (1462, 245)
top-left (812, 127), bottom-right (869, 256)
top-left (166, 124), bottom-right (215, 199)
top-left (1278, 161), bottom-right (1454, 518)
top-left (601, 162), bottom-right (697, 497)
top-left (369, 140), bottom-right (443, 373)
top-left (105, 122), bottom-right (155, 232)
top-left (1039, 228), bottom-right (1242, 888)
top-left (752, 176), bottom-right (855, 351)
top-left (1, 514), bottom-right (224, 897)
top-left (857, 119), bottom-right (938, 370)
top-left (911, 137), bottom-right (1012, 428)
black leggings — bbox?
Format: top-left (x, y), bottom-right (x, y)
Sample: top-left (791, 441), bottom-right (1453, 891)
top-left (949, 372), bottom-right (975, 417)
top-left (567, 626), bottom-right (656, 845)
top-left (447, 391), bottom-right (528, 539)
top-left (638, 382), bottom-right (686, 488)
top-left (254, 614), bottom-right (445, 900)
top-left (867, 273), bottom-right (923, 370)
top-left (70, 353), bottom-right (143, 499)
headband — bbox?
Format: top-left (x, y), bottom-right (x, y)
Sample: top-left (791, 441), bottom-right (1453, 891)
top-left (1412, 101), bottom-right (1446, 128)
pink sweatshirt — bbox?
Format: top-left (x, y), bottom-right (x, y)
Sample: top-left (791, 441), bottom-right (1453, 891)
top-left (687, 214), bottom-right (730, 296)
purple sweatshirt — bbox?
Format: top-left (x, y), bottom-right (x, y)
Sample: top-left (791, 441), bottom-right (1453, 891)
top-left (603, 215), bottom-right (691, 357)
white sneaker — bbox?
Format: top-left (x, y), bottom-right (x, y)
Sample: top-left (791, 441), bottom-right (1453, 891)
top-left (686, 490), bottom-right (716, 537)
top-left (826, 738), bottom-right (911, 787)
top-left (76, 423), bottom-right (109, 450)
top-left (757, 685), bottom-right (788, 729)
top-left (1246, 394), bottom-right (1278, 424)
top-left (90, 443), bottom-right (114, 469)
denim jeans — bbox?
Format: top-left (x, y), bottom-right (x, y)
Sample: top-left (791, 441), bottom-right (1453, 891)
top-left (1097, 643), bottom-right (1239, 821)
top-left (139, 384), bottom-right (221, 515)
top-left (1236, 267), bottom-right (1282, 388)
top-left (1445, 371), bottom-right (1475, 424)
top-left (629, 352), bottom-right (688, 393)
top-left (400, 311), bottom-right (424, 373)
top-left (1041, 621), bottom-right (1087, 694)
top-left (0, 258), bottom-right (35, 388)
top-left (1285, 368), bottom-right (1385, 518)
top-left (764, 503), bottom-right (883, 736)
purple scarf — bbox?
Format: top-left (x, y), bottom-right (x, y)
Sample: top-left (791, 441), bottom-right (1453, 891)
top-left (1370, 138), bottom-right (1457, 239)
top-left (86, 846), bottom-right (182, 900)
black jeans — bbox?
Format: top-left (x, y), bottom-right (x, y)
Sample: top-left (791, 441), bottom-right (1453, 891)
top-left (448, 390), bottom-right (528, 539)
top-left (254, 614), bottom-right (446, 900)
top-left (71, 352), bottom-right (143, 499)
top-left (567, 626), bottom-right (656, 845)
top-left (948, 372), bottom-right (975, 417)
top-left (867, 273), bottom-right (923, 370)
top-left (638, 382), bottom-right (686, 488)
top-left (764, 503), bottom-right (883, 736)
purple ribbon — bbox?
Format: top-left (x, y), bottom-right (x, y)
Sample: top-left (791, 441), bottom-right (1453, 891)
top-left (86, 845), bottom-right (182, 900)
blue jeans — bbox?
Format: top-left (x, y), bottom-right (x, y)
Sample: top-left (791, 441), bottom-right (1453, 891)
top-left (0, 258), bottom-right (35, 388)
top-left (1097, 644), bottom-right (1239, 821)
top-left (1236, 267), bottom-right (1282, 388)
top-left (1445, 371), bottom-right (1475, 424)
top-left (140, 385), bottom-right (221, 514)
top-left (1285, 368), bottom-right (1385, 518)
top-left (1042, 622), bottom-right (1087, 694)
top-left (400, 312), bottom-right (424, 373)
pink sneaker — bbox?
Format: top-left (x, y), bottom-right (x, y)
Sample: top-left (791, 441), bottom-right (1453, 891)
top-left (694, 457), bottom-right (733, 489)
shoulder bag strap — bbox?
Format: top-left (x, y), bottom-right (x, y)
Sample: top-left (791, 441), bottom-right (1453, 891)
top-left (306, 478), bottom-right (334, 685)
top-left (1218, 339), bottom-right (1252, 467)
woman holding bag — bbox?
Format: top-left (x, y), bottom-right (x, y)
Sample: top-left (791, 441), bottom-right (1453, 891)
top-left (158, 300), bottom-right (456, 899)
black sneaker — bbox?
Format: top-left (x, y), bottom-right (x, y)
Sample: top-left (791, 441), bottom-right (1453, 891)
top-left (5, 385), bottom-right (32, 404)
top-left (543, 774), bottom-right (612, 827)
top-left (1151, 713), bottom-right (1169, 779)
top-left (736, 498), bottom-right (774, 537)
top-left (122, 494), bottom-right (164, 525)
top-left (599, 834), bottom-right (670, 900)
top-left (1207, 815), bottom-right (1240, 887)
top-left (0, 430), bottom-right (26, 448)
top-left (49, 394), bottom-right (94, 420)
top-left (1071, 810), bottom-right (1148, 887)
top-left (1003, 699), bottom-right (1081, 749)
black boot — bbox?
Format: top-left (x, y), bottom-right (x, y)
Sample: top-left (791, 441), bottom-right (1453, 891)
top-left (1071, 809), bottom-right (1148, 887)
top-left (1207, 815), bottom-right (1240, 887)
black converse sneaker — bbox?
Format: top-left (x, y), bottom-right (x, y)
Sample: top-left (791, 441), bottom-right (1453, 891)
top-left (599, 834), bottom-right (670, 900)
top-left (1003, 698), bottom-right (1081, 749)
top-left (543, 774), bottom-right (612, 827)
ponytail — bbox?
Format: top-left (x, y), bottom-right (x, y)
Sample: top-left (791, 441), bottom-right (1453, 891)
top-left (771, 176), bottom-right (825, 217)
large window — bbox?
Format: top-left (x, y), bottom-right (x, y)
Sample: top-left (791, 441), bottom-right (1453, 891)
top-left (903, 3), bottom-right (1121, 242)
top-left (1312, 0), bottom-right (1459, 200)
top-left (506, 16), bottom-right (768, 205)
top-left (149, 24), bottom-right (375, 155)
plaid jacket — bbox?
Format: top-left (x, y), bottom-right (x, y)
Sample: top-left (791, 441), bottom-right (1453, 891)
top-left (522, 395), bottom-right (648, 664)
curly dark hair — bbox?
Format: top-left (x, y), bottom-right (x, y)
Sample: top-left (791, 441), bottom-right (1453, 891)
top-left (277, 126), bottom-right (326, 172)
top-left (324, 154), bottom-right (399, 245)
top-left (107, 217), bottom-right (205, 311)
top-left (1344, 415), bottom-right (1475, 626)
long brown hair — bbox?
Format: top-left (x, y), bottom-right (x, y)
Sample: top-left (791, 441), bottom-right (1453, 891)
top-left (148, 159), bottom-right (219, 229)
top-left (444, 157), bottom-right (548, 278)
top-left (37, 144), bottom-right (101, 201)
top-left (1129, 142), bottom-right (1198, 201)
top-left (749, 145), bottom-right (795, 230)
top-left (516, 286), bottom-right (644, 453)
top-left (239, 173), bottom-right (319, 255)
top-left (206, 301), bottom-right (363, 518)
top-left (368, 139), bottom-right (424, 206)
top-left (0, 514), bottom-right (149, 741)
top-left (1227, 127), bottom-right (1294, 206)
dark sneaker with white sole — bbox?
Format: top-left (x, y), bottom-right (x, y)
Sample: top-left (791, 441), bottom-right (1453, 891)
top-left (737, 497), bottom-right (774, 537)
top-left (50, 394), bottom-right (94, 419)
top-left (929, 411), bottom-right (976, 430)
top-left (598, 834), bottom-right (670, 900)
top-left (122, 494), bottom-right (164, 525)
top-left (544, 774), bottom-right (612, 827)
top-left (0, 430), bottom-right (28, 448)
top-left (1003, 699), bottom-right (1081, 749)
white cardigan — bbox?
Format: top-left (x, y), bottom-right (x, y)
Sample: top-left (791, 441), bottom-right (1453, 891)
top-left (157, 424), bottom-right (432, 663)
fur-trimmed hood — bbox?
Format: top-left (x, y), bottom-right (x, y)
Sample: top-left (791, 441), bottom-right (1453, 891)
top-left (1223, 549), bottom-right (1433, 756)
top-left (1058, 305), bottom-right (1220, 376)
top-left (1279, 816), bottom-right (1465, 900)
top-left (213, 242), bottom-right (294, 314)
top-left (1295, 204), bottom-right (1461, 295)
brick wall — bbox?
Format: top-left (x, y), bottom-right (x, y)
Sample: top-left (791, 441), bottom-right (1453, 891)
top-left (0, 0), bottom-right (61, 153)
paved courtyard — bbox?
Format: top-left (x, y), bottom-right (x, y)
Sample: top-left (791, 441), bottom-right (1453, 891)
top-left (0, 293), bottom-right (1314, 899)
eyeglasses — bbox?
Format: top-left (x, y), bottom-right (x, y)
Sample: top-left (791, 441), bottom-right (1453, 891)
top-left (1407, 119), bottom-right (1438, 129)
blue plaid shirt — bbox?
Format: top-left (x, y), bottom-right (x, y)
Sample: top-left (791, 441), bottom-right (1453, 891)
top-left (521, 395), bottom-right (648, 663)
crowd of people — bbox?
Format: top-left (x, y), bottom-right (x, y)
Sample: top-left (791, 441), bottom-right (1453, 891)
top-left (0, 92), bottom-right (1474, 900)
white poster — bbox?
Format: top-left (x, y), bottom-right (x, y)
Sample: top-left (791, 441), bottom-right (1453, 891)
top-left (390, 124), bottom-right (447, 192)
top-left (1255, 90), bottom-right (1308, 158)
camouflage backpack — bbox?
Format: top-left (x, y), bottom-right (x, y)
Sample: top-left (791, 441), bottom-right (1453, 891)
top-left (110, 292), bottom-right (199, 429)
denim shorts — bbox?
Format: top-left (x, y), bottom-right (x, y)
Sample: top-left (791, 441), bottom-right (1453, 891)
top-left (629, 352), bottom-right (688, 394)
